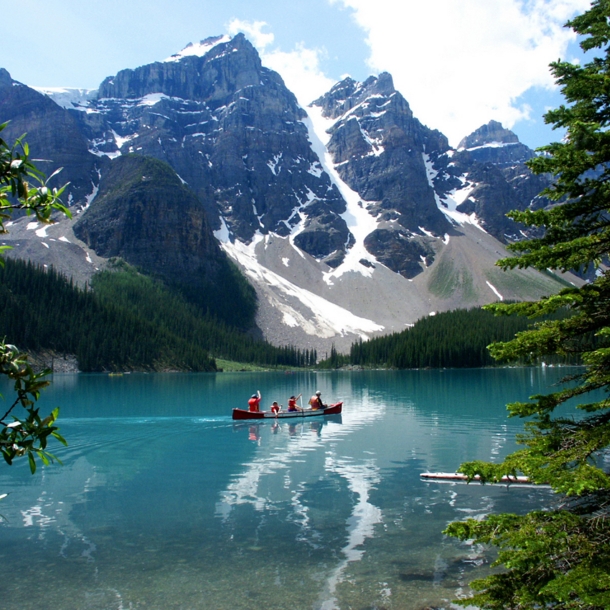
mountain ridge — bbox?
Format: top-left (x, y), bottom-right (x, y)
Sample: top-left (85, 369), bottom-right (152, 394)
top-left (0, 35), bottom-right (578, 355)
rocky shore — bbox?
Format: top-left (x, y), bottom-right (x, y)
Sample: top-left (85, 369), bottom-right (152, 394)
top-left (26, 350), bottom-right (80, 373)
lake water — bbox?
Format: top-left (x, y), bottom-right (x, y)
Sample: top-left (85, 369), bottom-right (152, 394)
top-left (0, 368), bottom-right (572, 610)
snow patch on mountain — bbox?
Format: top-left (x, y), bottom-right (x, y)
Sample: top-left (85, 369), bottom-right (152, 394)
top-left (448, 179), bottom-right (475, 207)
top-left (35, 87), bottom-right (98, 110)
top-left (283, 187), bottom-right (318, 251)
top-left (486, 281), bottom-right (504, 301)
top-left (83, 180), bottom-right (100, 211)
top-left (33, 224), bottom-right (48, 238)
top-left (459, 141), bottom-right (522, 152)
top-left (222, 234), bottom-right (383, 339)
top-left (113, 130), bottom-right (137, 151)
top-left (307, 161), bottom-right (323, 177)
top-left (164, 36), bottom-right (231, 63)
top-left (214, 216), bottom-right (231, 243)
top-left (267, 153), bottom-right (282, 176)
top-left (423, 153), bottom-right (487, 233)
top-left (303, 106), bottom-right (380, 284)
top-left (137, 93), bottom-right (171, 107)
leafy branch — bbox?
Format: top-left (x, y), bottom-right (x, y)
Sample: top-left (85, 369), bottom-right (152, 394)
top-left (0, 120), bottom-right (70, 477)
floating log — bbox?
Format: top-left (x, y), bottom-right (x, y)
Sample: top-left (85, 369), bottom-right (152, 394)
top-left (420, 472), bottom-right (531, 484)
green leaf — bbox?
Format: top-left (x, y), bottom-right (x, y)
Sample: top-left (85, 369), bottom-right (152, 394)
top-left (27, 452), bottom-right (36, 474)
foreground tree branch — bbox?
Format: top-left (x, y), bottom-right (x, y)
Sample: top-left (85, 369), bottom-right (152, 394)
top-left (0, 122), bottom-right (69, 477)
top-left (445, 2), bottom-right (610, 607)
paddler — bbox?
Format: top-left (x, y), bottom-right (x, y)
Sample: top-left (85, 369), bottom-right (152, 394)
top-left (248, 390), bottom-right (262, 412)
top-left (309, 390), bottom-right (326, 410)
top-left (287, 394), bottom-right (302, 412)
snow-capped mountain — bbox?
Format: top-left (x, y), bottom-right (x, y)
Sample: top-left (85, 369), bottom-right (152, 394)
top-left (0, 35), bottom-right (575, 354)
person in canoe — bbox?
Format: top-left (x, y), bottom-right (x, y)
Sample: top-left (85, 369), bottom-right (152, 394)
top-left (309, 390), bottom-right (326, 410)
top-left (287, 394), bottom-right (302, 412)
top-left (270, 401), bottom-right (281, 415)
top-left (248, 391), bottom-right (262, 412)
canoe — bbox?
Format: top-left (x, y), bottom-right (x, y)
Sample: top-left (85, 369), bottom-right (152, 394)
top-left (232, 402), bottom-right (343, 420)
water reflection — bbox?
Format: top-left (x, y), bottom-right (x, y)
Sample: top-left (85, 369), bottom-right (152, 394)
top-left (318, 456), bottom-right (382, 610)
top-left (219, 406), bottom-right (387, 609)
top-left (0, 368), bottom-right (588, 610)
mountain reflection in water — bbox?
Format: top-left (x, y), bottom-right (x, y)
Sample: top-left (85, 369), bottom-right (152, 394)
top-left (0, 368), bottom-right (579, 610)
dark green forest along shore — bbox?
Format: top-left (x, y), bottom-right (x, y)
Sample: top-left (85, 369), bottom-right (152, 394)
top-left (3, 256), bottom-right (578, 373)
top-left (0, 258), bottom-right (316, 372)
top-left (316, 306), bottom-right (576, 369)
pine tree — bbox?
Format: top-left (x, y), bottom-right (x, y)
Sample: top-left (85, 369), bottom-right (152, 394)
top-left (445, 3), bottom-right (610, 607)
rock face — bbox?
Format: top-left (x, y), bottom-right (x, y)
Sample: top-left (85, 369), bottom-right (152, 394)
top-left (444, 120), bottom-right (552, 241)
top-left (73, 154), bottom-right (256, 328)
top-left (457, 119), bottom-right (532, 164)
top-left (0, 69), bottom-right (101, 206)
top-left (311, 73), bottom-right (451, 278)
top-left (84, 34), bottom-right (350, 268)
top-left (73, 155), bottom-right (223, 283)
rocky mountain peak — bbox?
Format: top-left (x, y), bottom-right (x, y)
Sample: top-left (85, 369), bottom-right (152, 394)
top-left (312, 77), bottom-right (358, 116)
top-left (447, 120), bottom-right (550, 242)
top-left (312, 72), bottom-right (404, 122)
top-left (97, 33), bottom-right (264, 103)
top-left (456, 120), bottom-right (534, 166)
top-left (363, 72), bottom-right (395, 96)
top-left (201, 34), bottom-right (228, 46)
top-left (0, 68), bottom-right (100, 206)
top-left (164, 35), bottom-right (230, 62)
top-left (76, 34), bottom-right (350, 268)
top-left (458, 120), bottom-right (519, 150)
top-left (0, 68), bottom-right (12, 87)
top-left (310, 71), bottom-right (453, 278)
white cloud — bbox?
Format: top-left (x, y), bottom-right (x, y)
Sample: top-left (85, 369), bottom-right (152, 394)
top-left (261, 44), bottom-right (336, 106)
top-left (226, 19), bottom-right (335, 108)
top-left (330, 0), bottom-right (591, 145)
top-left (227, 19), bottom-right (275, 49)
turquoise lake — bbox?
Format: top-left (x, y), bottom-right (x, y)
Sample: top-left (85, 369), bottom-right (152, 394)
top-left (0, 368), bottom-right (574, 609)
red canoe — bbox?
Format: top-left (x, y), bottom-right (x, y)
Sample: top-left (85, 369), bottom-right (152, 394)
top-left (232, 402), bottom-right (343, 420)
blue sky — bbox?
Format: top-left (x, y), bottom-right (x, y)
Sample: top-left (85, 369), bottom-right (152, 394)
top-left (4, 0), bottom-right (592, 148)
